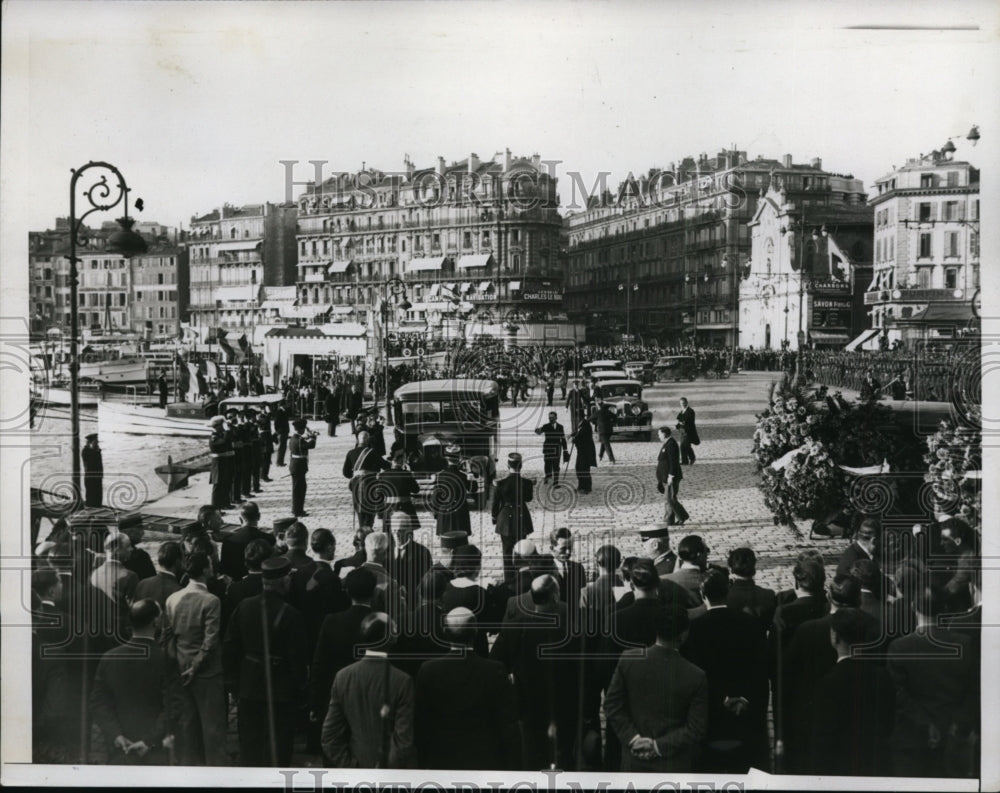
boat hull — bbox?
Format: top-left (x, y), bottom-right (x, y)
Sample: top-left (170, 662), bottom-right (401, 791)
top-left (79, 358), bottom-right (148, 384)
top-left (37, 387), bottom-right (100, 408)
top-left (98, 400), bottom-right (212, 437)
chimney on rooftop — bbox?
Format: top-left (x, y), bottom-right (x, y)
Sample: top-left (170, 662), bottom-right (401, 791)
top-left (504, 148), bottom-right (511, 171)
top-left (811, 157), bottom-right (822, 170)
top-left (531, 153), bottom-right (541, 170)
top-left (468, 153), bottom-right (479, 175)
top-left (437, 156), bottom-right (446, 176)
top-left (782, 154), bottom-right (793, 168)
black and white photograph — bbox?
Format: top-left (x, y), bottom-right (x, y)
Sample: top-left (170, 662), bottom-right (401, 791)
top-left (1, 0), bottom-right (997, 789)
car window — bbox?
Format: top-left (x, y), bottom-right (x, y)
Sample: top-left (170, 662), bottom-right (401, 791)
top-left (402, 401), bottom-right (441, 424)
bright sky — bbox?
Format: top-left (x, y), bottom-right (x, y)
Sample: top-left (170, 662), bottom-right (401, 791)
top-left (2, 0), bottom-right (998, 231)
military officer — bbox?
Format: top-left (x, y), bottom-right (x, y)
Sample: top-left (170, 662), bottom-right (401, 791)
top-left (288, 418), bottom-right (318, 518)
top-left (342, 430), bottom-right (391, 529)
top-left (227, 407), bottom-right (247, 505)
top-left (639, 524), bottom-right (677, 576)
top-left (244, 408), bottom-right (261, 494)
top-left (491, 452), bottom-right (535, 587)
top-left (81, 433), bottom-right (104, 508)
top-left (209, 416), bottom-right (234, 511)
top-left (257, 407), bottom-right (273, 483)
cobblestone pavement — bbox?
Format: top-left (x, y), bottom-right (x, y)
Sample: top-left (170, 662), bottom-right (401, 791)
top-left (146, 370), bottom-right (850, 593)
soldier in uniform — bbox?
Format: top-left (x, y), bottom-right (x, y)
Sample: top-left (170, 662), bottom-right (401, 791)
top-left (343, 430), bottom-right (390, 529)
top-left (639, 524), bottom-right (677, 576)
top-left (223, 556), bottom-right (307, 767)
top-left (432, 444), bottom-right (471, 537)
top-left (244, 408), bottom-right (261, 494)
top-left (273, 400), bottom-right (290, 467)
top-left (81, 433), bottom-right (104, 508)
top-left (226, 407), bottom-right (246, 506)
top-left (491, 452), bottom-right (535, 587)
top-left (377, 449), bottom-right (421, 534)
top-left (288, 418), bottom-right (318, 518)
top-left (257, 407), bottom-right (273, 483)
top-left (208, 416), bottom-right (234, 511)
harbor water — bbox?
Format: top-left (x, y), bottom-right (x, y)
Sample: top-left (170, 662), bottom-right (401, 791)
top-left (29, 403), bottom-right (206, 510)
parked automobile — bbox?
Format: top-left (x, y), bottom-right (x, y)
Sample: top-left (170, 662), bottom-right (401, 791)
top-left (592, 378), bottom-right (653, 441)
top-left (624, 360), bottom-right (655, 386)
top-left (654, 355), bottom-right (698, 382)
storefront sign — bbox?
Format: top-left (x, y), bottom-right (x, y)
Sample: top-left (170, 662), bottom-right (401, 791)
top-left (521, 290), bottom-right (563, 301)
top-left (812, 298), bottom-right (852, 310)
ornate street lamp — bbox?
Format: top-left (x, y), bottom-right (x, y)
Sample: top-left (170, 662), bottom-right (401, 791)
top-left (381, 275), bottom-right (410, 424)
top-left (68, 162), bottom-right (146, 504)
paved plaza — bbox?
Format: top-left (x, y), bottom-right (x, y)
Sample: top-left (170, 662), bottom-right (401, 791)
top-left (148, 370), bottom-right (849, 592)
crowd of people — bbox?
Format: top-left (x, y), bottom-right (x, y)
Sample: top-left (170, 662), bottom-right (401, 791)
top-left (30, 485), bottom-right (980, 777)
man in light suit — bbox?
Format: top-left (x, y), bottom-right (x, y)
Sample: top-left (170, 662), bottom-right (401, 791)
top-left (604, 602), bottom-right (708, 772)
top-left (492, 452), bottom-right (534, 587)
top-left (676, 397), bottom-right (700, 465)
top-left (655, 426), bottom-right (688, 526)
top-left (162, 552), bottom-right (227, 766)
top-left (322, 612), bottom-right (416, 769)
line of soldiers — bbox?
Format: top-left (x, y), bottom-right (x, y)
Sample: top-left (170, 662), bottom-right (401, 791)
top-left (208, 402), bottom-right (289, 512)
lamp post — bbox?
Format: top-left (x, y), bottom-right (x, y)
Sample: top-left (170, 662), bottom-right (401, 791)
top-left (617, 274), bottom-right (638, 341)
top-left (380, 275), bottom-right (410, 425)
top-left (67, 162), bottom-right (146, 505)
top-left (684, 266), bottom-right (712, 350)
top-left (780, 213), bottom-right (822, 386)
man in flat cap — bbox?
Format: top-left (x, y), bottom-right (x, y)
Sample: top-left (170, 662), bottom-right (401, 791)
top-left (431, 444), bottom-right (471, 537)
top-left (82, 433), bottom-right (103, 508)
top-left (640, 524), bottom-right (677, 576)
top-left (223, 556), bottom-right (307, 767)
top-left (492, 452), bottom-right (534, 587)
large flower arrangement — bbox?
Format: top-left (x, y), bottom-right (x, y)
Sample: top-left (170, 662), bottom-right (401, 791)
top-left (752, 374), bottom-right (923, 528)
top-left (924, 420), bottom-right (981, 530)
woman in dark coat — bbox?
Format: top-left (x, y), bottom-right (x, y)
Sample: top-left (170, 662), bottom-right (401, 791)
top-left (570, 409), bottom-right (597, 493)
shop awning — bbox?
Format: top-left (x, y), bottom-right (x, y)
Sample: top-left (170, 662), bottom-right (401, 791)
top-left (327, 259), bottom-right (353, 274)
top-left (281, 304), bottom-right (332, 319)
top-left (845, 328), bottom-right (880, 352)
top-left (428, 284), bottom-right (441, 297)
top-left (331, 306), bottom-right (354, 315)
top-left (406, 256), bottom-right (447, 273)
top-left (259, 300), bottom-right (292, 311)
top-left (509, 281), bottom-right (522, 291)
top-left (456, 254), bottom-right (494, 269)
top-left (477, 281), bottom-right (493, 292)
top-left (215, 286), bottom-right (257, 303)
top-left (906, 303), bottom-right (975, 322)
top-left (443, 283), bottom-right (457, 293)
top-left (460, 282), bottom-right (473, 293)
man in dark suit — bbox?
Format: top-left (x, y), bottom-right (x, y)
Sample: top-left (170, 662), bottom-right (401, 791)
top-left (223, 557), bottom-right (308, 767)
top-left (535, 411), bottom-right (568, 485)
top-left (431, 445), bottom-right (471, 536)
top-left (322, 612), bottom-right (417, 769)
top-left (415, 608), bottom-right (521, 770)
top-left (222, 538), bottom-right (273, 635)
top-left (220, 501), bottom-right (276, 581)
top-left (656, 426), bottom-right (688, 526)
top-left (611, 560), bottom-right (672, 649)
top-left (90, 599), bottom-right (177, 765)
top-left (257, 408), bottom-right (273, 483)
top-left (726, 547), bottom-right (777, 635)
top-left (604, 602), bottom-right (708, 772)
top-left (121, 524), bottom-right (156, 581)
top-left (290, 528), bottom-right (349, 652)
top-left (640, 524), bottom-right (677, 576)
top-left (547, 527), bottom-right (587, 619)
top-left (491, 575), bottom-right (580, 770)
top-left (681, 567), bottom-right (769, 773)
top-left (661, 535), bottom-right (708, 614)
top-left (835, 518), bottom-right (880, 577)
top-left (81, 432), bottom-right (104, 508)
top-left (565, 380), bottom-right (586, 434)
top-left (343, 430), bottom-right (390, 529)
top-left (388, 521), bottom-right (431, 614)
top-left (593, 398), bottom-right (616, 463)
top-left (134, 541), bottom-right (183, 610)
top-left (208, 416), bottom-right (234, 510)
top-left (310, 568), bottom-right (376, 735)
top-left (810, 608), bottom-right (895, 777)
top-left (288, 418), bottom-right (318, 518)
top-left (676, 397), bottom-right (699, 465)
top-left (780, 574), bottom-right (876, 774)
top-left (887, 586), bottom-right (977, 778)
top-left (492, 453), bottom-right (534, 587)
top-left (325, 383), bottom-right (342, 437)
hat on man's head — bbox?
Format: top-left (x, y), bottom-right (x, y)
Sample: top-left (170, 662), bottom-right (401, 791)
top-left (639, 524), bottom-right (671, 540)
top-left (439, 531), bottom-right (469, 550)
top-left (508, 452), bottom-right (522, 467)
top-left (444, 443), bottom-right (461, 461)
top-left (261, 556), bottom-right (291, 580)
top-left (85, 433), bottom-right (99, 441)
top-left (210, 416), bottom-right (226, 426)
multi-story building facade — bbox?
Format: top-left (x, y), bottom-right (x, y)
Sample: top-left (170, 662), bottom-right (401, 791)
top-left (865, 149), bottom-right (980, 346)
top-left (129, 244), bottom-right (189, 339)
top-left (293, 150), bottom-right (565, 345)
top-left (28, 228), bottom-right (68, 336)
top-left (564, 149), bottom-right (867, 347)
top-left (740, 185), bottom-right (873, 351)
top-left (187, 202), bottom-right (298, 335)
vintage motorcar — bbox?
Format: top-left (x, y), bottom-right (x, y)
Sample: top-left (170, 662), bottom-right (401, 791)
top-left (582, 359), bottom-right (623, 375)
top-left (624, 360), bottom-right (655, 386)
top-left (592, 378), bottom-right (654, 441)
top-left (589, 369), bottom-right (629, 383)
top-left (391, 378), bottom-right (499, 509)
top-left (654, 355), bottom-right (698, 382)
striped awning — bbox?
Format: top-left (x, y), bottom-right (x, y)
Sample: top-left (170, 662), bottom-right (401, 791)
top-left (456, 254), bottom-right (494, 269)
top-left (460, 282), bottom-right (473, 293)
top-left (328, 260), bottom-right (353, 274)
top-left (406, 256), bottom-right (447, 272)
top-left (477, 281), bottom-right (493, 292)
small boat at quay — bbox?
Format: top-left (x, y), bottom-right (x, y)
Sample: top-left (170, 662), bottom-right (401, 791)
top-left (35, 386), bottom-right (100, 409)
top-left (98, 399), bottom-right (213, 437)
top-left (78, 355), bottom-right (149, 384)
